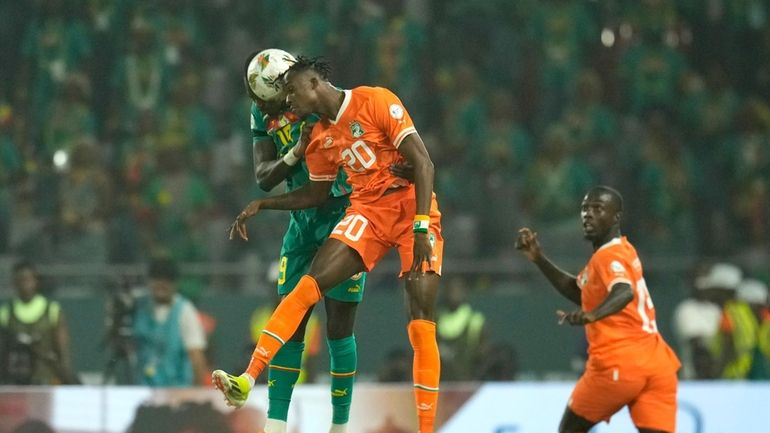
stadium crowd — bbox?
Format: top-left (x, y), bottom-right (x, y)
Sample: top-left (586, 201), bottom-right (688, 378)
top-left (1, 0), bottom-right (769, 383)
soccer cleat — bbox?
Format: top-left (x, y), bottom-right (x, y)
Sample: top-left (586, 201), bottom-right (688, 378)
top-left (212, 370), bottom-right (252, 408)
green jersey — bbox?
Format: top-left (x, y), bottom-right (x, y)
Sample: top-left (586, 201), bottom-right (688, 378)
top-left (250, 103), bottom-right (350, 197)
top-left (250, 103), bottom-right (351, 255)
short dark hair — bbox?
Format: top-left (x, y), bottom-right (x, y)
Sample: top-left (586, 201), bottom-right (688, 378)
top-left (588, 185), bottom-right (624, 212)
top-left (283, 55), bottom-right (331, 80)
top-left (147, 256), bottom-right (179, 281)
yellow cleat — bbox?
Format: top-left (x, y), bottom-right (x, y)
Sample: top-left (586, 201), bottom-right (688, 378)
top-left (212, 370), bottom-right (252, 409)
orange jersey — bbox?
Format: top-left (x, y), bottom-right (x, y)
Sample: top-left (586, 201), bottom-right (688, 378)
top-left (577, 237), bottom-right (680, 373)
top-left (305, 86), bottom-right (416, 204)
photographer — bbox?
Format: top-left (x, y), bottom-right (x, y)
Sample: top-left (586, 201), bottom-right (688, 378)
top-left (0, 260), bottom-right (78, 385)
top-left (131, 256), bottom-right (209, 386)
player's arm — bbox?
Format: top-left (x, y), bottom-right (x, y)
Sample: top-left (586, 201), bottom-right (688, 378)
top-left (253, 136), bottom-right (294, 191)
top-left (398, 133), bottom-right (435, 271)
top-left (515, 228), bottom-right (581, 305)
top-left (229, 180), bottom-right (333, 241)
top-left (585, 282), bottom-right (634, 321)
top-left (558, 282), bottom-right (634, 326)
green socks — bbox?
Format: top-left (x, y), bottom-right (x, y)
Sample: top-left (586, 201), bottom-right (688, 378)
top-left (267, 337), bottom-right (357, 426)
top-left (328, 335), bottom-right (357, 425)
top-left (267, 341), bottom-right (304, 421)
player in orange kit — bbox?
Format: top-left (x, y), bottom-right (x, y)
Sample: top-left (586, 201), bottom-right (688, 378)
top-left (214, 57), bottom-right (442, 433)
top-left (515, 186), bottom-right (681, 433)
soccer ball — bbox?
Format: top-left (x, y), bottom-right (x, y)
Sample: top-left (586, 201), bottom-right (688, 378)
top-left (246, 48), bottom-right (296, 101)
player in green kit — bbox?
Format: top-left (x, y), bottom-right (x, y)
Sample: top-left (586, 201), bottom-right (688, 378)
top-left (215, 49), bottom-right (362, 433)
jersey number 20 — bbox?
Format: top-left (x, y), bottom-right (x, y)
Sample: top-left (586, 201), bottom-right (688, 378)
top-left (332, 214), bottom-right (369, 242)
top-left (341, 140), bottom-right (376, 172)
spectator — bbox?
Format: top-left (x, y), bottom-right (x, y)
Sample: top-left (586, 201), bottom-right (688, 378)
top-left (673, 263), bottom-right (730, 379)
top-left (41, 72), bottom-right (96, 161)
top-left (131, 255), bottom-right (208, 386)
top-left (55, 140), bottom-right (112, 268)
top-left (705, 264), bottom-right (759, 379)
top-left (736, 279), bottom-right (770, 379)
top-left (619, 16), bottom-right (687, 115)
top-left (524, 124), bottom-right (595, 225)
top-left (0, 102), bottom-right (23, 252)
top-left (0, 260), bottom-right (78, 385)
top-left (436, 276), bottom-right (488, 380)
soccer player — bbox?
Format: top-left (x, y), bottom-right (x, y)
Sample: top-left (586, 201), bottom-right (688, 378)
top-left (224, 49), bottom-right (366, 433)
top-left (214, 57), bottom-right (443, 433)
top-left (515, 186), bottom-right (681, 433)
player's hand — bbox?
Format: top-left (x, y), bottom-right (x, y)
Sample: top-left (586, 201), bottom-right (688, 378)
top-left (228, 200), bottom-right (263, 241)
top-left (390, 162), bottom-right (414, 182)
top-left (515, 227), bottom-right (542, 262)
top-left (410, 232), bottom-right (433, 272)
top-left (293, 121), bottom-right (313, 158)
top-left (556, 309), bottom-right (595, 326)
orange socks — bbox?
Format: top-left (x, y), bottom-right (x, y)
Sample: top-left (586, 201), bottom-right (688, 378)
top-left (408, 320), bottom-right (441, 433)
top-left (245, 275), bottom-right (322, 379)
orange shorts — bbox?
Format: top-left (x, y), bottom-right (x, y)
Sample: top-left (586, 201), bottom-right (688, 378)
top-left (568, 365), bottom-right (678, 433)
top-left (329, 184), bottom-right (443, 277)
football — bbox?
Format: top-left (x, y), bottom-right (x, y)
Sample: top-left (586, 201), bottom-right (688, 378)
top-left (246, 48), bottom-right (296, 101)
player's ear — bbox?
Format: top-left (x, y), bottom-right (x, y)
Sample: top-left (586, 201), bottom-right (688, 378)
top-left (309, 76), bottom-right (319, 90)
top-left (614, 210), bottom-right (622, 224)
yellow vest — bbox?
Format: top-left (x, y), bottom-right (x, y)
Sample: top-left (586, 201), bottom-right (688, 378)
top-left (711, 301), bottom-right (758, 379)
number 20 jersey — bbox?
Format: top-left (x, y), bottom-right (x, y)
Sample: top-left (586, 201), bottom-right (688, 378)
top-left (577, 236), bottom-right (681, 374)
top-left (305, 86), bottom-right (416, 204)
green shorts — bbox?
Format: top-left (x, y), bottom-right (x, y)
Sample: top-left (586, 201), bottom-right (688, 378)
top-left (276, 252), bottom-right (365, 302)
top-left (277, 195), bottom-right (365, 303)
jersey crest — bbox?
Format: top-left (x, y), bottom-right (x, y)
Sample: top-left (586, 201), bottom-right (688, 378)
top-left (350, 121), bottom-right (365, 138)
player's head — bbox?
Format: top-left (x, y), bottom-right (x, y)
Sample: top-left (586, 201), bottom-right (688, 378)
top-left (12, 260), bottom-right (40, 302)
top-left (147, 255), bottom-right (179, 305)
top-left (580, 185), bottom-right (623, 243)
top-left (244, 48), bottom-right (296, 116)
top-left (282, 56), bottom-right (332, 118)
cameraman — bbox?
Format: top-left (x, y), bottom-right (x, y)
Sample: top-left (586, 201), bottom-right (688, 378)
top-left (0, 260), bottom-right (78, 385)
top-left (132, 256), bottom-right (209, 386)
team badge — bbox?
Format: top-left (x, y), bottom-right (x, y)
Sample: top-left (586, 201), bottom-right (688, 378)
top-left (350, 121), bottom-right (365, 138)
top-left (389, 104), bottom-right (404, 120)
top-left (324, 136), bottom-right (334, 148)
top-left (610, 260), bottom-right (626, 275)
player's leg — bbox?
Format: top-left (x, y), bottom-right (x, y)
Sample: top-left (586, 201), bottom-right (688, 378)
top-left (558, 407), bottom-right (597, 433)
top-left (213, 253), bottom-right (316, 420)
top-left (628, 371), bottom-right (678, 433)
top-left (404, 272), bottom-right (441, 433)
top-left (566, 367), bottom-right (644, 433)
top-left (398, 193), bottom-right (444, 433)
top-left (261, 252), bottom-right (317, 433)
top-left (243, 239), bottom-right (365, 381)
top-left (325, 297), bottom-right (359, 433)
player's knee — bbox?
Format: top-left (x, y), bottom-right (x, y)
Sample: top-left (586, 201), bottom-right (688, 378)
top-left (405, 273), bottom-right (439, 320)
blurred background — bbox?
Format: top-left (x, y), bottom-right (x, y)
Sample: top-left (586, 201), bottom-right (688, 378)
top-left (1, 0), bottom-right (769, 390)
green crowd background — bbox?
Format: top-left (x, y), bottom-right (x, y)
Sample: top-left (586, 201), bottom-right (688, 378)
top-left (1, 0), bottom-right (769, 380)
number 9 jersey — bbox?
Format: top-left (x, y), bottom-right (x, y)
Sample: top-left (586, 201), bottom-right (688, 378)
top-left (577, 236), bottom-right (681, 374)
